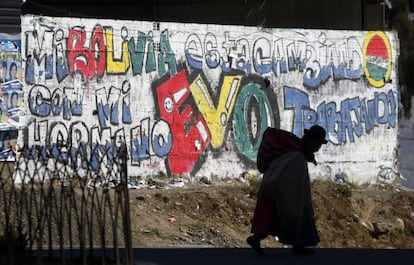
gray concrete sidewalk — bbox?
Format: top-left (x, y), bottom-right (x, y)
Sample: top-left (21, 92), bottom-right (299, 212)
top-left (130, 247), bottom-right (414, 265)
top-left (34, 247), bottom-right (414, 265)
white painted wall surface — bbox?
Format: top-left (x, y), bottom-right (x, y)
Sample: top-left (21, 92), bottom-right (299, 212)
top-left (19, 15), bottom-right (400, 185)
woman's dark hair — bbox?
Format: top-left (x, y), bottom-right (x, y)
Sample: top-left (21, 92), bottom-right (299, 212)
top-left (10, 62), bottom-right (17, 69)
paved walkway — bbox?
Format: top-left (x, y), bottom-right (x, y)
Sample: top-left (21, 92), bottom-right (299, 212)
top-left (130, 247), bottom-right (414, 265)
top-left (34, 247), bottom-right (414, 265)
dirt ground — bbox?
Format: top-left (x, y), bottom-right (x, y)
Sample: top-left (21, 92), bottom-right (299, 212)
top-left (1, 170), bottom-right (414, 252)
top-left (129, 177), bottom-right (414, 249)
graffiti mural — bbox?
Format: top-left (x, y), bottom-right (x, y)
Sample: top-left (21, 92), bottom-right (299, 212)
top-left (19, 15), bottom-right (400, 185)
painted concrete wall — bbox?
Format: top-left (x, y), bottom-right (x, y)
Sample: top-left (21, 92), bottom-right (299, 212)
top-left (19, 15), bottom-right (400, 185)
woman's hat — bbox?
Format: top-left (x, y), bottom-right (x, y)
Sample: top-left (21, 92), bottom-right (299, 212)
top-left (304, 125), bottom-right (328, 144)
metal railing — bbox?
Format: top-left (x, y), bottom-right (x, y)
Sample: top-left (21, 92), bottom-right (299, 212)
top-left (0, 139), bottom-right (133, 265)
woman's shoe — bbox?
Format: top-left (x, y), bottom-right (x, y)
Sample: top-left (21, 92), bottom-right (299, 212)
top-left (246, 236), bottom-right (264, 255)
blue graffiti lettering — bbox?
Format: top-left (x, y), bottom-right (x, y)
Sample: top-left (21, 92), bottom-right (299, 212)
top-left (96, 84), bottom-right (132, 128)
top-left (303, 63), bottom-right (364, 89)
top-left (185, 33), bottom-right (365, 89)
top-left (26, 119), bottom-right (120, 171)
top-left (151, 120), bottom-right (172, 157)
top-left (205, 33), bottom-right (221, 69)
top-left (122, 81), bottom-right (132, 124)
top-left (284, 86), bottom-right (397, 144)
top-left (130, 118), bottom-right (172, 165)
top-left (28, 85), bottom-right (83, 120)
top-left (283, 86), bottom-right (310, 137)
top-left (185, 34), bottom-right (203, 70)
top-left (45, 54), bottom-right (53, 80)
top-left (49, 122), bottom-right (69, 163)
top-left (56, 29), bottom-right (70, 82)
top-left (340, 97), bottom-right (362, 143)
top-left (253, 38), bottom-right (272, 74)
top-left (132, 134), bottom-right (150, 163)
